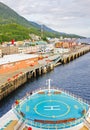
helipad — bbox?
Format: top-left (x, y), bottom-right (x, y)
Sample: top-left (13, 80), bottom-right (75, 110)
top-left (14, 89), bottom-right (89, 129)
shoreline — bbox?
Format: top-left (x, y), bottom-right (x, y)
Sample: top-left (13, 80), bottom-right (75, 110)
top-left (0, 45), bottom-right (90, 101)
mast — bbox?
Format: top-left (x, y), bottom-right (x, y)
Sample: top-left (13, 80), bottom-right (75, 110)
top-left (41, 24), bottom-right (44, 38)
top-left (47, 79), bottom-right (52, 94)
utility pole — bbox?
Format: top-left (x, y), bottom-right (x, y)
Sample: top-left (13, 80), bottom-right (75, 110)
top-left (41, 24), bottom-right (44, 38)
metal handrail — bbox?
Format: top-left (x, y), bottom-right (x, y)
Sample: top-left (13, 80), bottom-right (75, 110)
top-left (12, 87), bottom-right (90, 129)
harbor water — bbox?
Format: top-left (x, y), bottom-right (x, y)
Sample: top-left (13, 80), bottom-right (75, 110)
top-left (0, 53), bottom-right (90, 117)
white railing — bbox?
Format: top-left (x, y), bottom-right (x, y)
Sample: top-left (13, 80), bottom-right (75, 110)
top-left (24, 118), bottom-right (83, 129)
top-left (12, 86), bottom-right (90, 129)
top-left (84, 119), bottom-right (90, 129)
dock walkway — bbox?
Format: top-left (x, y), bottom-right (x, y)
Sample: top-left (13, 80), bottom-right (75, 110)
top-left (0, 45), bottom-right (90, 100)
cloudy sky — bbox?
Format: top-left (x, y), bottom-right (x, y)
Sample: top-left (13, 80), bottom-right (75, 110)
top-left (1, 0), bottom-right (90, 37)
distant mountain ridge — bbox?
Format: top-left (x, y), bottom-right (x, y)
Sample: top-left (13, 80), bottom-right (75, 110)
top-left (0, 2), bottom-right (84, 42)
top-left (30, 21), bottom-right (67, 34)
top-left (30, 21), bottom-right (57, 32)
top-left (30, 21), bottom-right (84, 38)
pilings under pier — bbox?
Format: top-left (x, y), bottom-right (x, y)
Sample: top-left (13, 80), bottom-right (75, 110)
top-left (0, 63), bottom-right (54, 101)
top-left (0, 45), bottom-right (90, 101)
top-left (61, 46), bottom-right (90, 64)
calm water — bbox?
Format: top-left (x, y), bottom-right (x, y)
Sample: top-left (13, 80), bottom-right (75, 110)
top-left (0, 53), bottom-right (90, 117)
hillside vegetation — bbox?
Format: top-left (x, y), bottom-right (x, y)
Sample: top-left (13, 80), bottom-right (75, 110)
top-left (0, 2), bottom-right (82, 43)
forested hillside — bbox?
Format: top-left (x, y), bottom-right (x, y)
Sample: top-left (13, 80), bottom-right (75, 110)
top-left (0, 2), bottom-right (82, 43)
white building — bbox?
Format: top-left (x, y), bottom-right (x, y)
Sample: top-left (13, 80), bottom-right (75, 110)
top-left (54, 48), bottom-right (70, 54)
top-left (0, 49), bottom-right (2, 58)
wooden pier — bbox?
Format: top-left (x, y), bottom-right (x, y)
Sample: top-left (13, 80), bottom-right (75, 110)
top-left (0, 45), bottom-right (90, 101)
top-left (0, 62), bottom-right (54, 100)
top-left (61, 45), bottom-right (90, 64)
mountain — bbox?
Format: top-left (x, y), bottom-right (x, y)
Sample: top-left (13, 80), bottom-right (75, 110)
top-left (30, 21), bottom-right (56, 32)
top-left (0, 2), bottom-right (83, 43)
top-left (30, 21), bottom-right (83, 38)
top-left (30, 21), bottom-right (67, 34)
top-left (0, 2), bottom-right (41, 42)
top-left (0, 2), bottom-right (34, 28)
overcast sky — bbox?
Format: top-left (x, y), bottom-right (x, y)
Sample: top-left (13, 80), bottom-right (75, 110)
top-left (1, 0), bottom-right (90, 37)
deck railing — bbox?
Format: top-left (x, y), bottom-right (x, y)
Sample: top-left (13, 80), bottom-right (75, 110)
top-left (12, 108), bottom-right (88, 129)
top-left (12, 87), bottom-right (90, 129)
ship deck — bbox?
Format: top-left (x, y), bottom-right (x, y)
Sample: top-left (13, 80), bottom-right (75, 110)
top-left (0, 84), bottom-right (90, 130)
top-left (0, 88), bottom-right (89, 130)
top-left (0, 108), bottom-right (90, 130)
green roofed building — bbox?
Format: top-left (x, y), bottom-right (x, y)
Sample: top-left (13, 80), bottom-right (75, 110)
top-left (35, 41), bottom-right (47, 45)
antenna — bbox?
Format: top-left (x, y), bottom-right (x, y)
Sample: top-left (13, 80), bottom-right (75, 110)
top-left (48, 79), bottom-right (51, 93)
top-left (41, 24), bottom-right (44, 38)
top-left (46, 79), bottom-right (52, 94)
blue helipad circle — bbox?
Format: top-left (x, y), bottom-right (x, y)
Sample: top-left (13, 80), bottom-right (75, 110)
top-left (34, 100), bottom-right (70, 118)
top-left (15, 89), bottom-right (89, 129)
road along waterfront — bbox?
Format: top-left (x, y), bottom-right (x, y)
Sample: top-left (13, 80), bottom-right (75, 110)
top-left (0, 52), bottom-right (90, 117)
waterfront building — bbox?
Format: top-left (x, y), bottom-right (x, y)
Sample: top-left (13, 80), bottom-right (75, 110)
top-left (0, 45), bottom-right (18, 55)
top-left (54, 48), bottom-right (70, 54)
top-left (0, 53), bottom-right (38, 74)
top-left (0, 49), bottom-right (2, 58)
